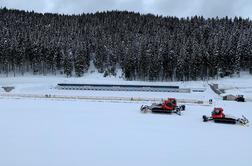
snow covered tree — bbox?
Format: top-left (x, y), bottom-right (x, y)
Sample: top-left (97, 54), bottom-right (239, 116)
top-left (63, 55), bottom-right (73, 77)
top-left (1, 8), bottom-right (252, 80)
top-left (74, 49), bottom-right (89, 77)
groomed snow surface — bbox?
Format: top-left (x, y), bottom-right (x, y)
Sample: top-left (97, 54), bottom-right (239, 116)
top-left (0, 73), bottom-right (252, 166)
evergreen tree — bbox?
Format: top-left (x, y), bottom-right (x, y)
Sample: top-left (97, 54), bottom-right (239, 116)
top-left (63, 55), bottom-right (73, 77)
top-left (74, 49), bottom-right (88, 77)
top-left (1, 8), bottom-right (252, 80)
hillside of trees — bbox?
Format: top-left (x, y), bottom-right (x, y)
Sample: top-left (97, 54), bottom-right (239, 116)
top-left (1, 7), bottom-right (252, 81)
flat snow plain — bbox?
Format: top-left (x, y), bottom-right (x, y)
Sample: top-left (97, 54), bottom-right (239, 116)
top-left (0, 73), bottom-right (251, 166)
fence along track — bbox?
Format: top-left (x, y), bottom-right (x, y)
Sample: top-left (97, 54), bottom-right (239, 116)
top-left (56, 84), bottom-right (191, 93)
top-left (0, 93), bottom-right (210, 105)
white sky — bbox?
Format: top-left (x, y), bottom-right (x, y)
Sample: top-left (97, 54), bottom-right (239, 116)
top-left (0, 0), bottom-right (252, 18)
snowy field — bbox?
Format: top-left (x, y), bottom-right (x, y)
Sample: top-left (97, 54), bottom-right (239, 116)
top-left (214, 73), bottom-right (252, 100)
top-left (0, 73), bottom-right (214, 102)
top-left (0, 73), bottom-right (252, 166)
top-left (0, 99), bottom-right (251, 166)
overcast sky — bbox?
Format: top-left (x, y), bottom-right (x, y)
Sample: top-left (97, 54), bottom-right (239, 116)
top-left (1, 0), bottom-right (252, 18)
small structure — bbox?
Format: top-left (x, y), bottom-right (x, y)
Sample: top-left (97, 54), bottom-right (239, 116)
top-left (2, 86), bottom-right (15, 92)
top-left (223, 94), bottom-right (245, 102)
top-left (223, 95), bottom-right (237, 101)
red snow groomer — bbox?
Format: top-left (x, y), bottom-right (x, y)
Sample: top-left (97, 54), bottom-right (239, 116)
top-left (140, 98), bottom-right (185, 115)
top-left (203, 107), bottom-right (249, 125)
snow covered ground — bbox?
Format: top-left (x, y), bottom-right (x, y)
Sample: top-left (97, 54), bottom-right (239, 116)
top-left (212, 73), bottom-right (252, 100)
top-left (0, 73), bottom-right (214, 102)
top-left (0, 98), bottom-right (251, 166)
top-left (0, 73), bottom-right (252, 166)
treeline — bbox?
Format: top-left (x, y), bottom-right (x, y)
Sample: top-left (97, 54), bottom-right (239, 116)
top-left (1, 7), bottom-right (252, 80)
